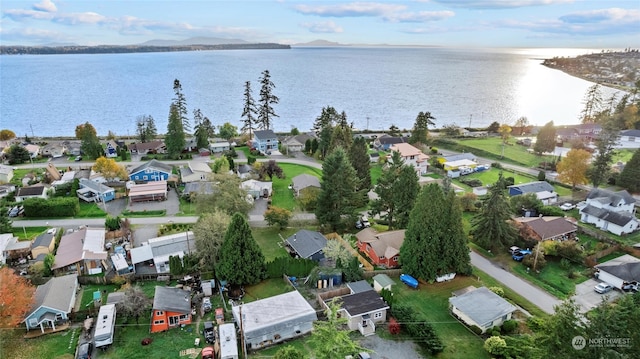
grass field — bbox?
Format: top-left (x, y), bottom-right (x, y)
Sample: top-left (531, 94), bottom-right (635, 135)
top-left (271, 163), bottom-right (322, 211)
top-left (453, 137), bottom-right (551, 167)
top-left (511, 258), bottom-right (589, 299)
top-left (455, 167), bottom-right (573, 196)
top-left (251, 226), bottom-right (310, 261)
top-left (13, 226), bottom-right (48, 240)
top-left (2, 327), bottom-right (80, 359)
top-left (76, 202), bottom-right (108, 218)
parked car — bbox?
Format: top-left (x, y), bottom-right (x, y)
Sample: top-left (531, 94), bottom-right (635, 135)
top-left (594, 282), bottom-right (613, 294)
top-left (202, 346), bottom-right (216, 359)
top-left (8, 206), bottom-right (20, 218)
top-left (203, 321), bottom-right (215, 344)
top-left (357, 353), bottom-right (372, 359)
top-left (76, 342), bottom-right (93, 359)
top-left (509, 246), bottom-right (521, 255)
top-left (202, 297), bottom-right (212, 312)
top-left (559, 203), bottom-right (575, 211)
top-left (355, 216), bottom-right (371, 229)
top-left (512, 249), bottom-right (532, 261)
top-left (622, 282), bottom-right (638, 292)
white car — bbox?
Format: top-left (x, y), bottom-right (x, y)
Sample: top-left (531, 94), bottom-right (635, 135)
top-left (594, 282), bottom-right (613, 294)
top-left (559, 203), bottom-right (575, 211)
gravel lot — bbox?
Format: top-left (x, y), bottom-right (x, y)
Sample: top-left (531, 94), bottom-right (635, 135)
top-left (357, 334), bottom-right (423, 359)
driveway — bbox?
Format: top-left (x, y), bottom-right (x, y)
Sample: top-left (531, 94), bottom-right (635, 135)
top-left (357, 333), bottom-right (422, 359)
top-left (571, 278), bottom-right (623, 313)
top-left (127, 185), bottom-right (180, 215)
top-left (470, 251), bottom-right (561, 314)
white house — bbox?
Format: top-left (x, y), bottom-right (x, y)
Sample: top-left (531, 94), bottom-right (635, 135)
top-left (508, 181), bottom-right (558, 205)
top-left (388, 143), bottom-right (429, 175)
top-left (449, 287), bottom-right (517, 334)
top-left (0, 164), bottom-right (14, 183)
top-left (579, 188), bottom-right (638, 236)
top-left (130, 232), bottom-right (196, 273)
top-left (616, 129), bottom-right (640, 149)
top-left (180, 161), bottom-right (212, 183)
top-left (595, 254), bottom-right (640, 290)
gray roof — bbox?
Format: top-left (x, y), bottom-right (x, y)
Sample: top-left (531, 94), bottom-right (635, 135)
top-left (376, 135), bottom-right (406, 145)
top-left (373, 274), bottom-right (395, 288)
top-left (586, 188), bottom-right (635, 206)
top-left (347, 280), bottom-right (373, 294)
top-left (285, 230), bottom-right (327, 259)
top-left (596, 254), bottom-right (640, 282)
top-left (443, 153), bottom-right (476, 162)
top-left (183, 182), bottom-right (216, 196)
top-left (106, 292), bottom-right (126, 305)
top-left (254, 130), bottom-right (277, 140)
top-left (581, 205), bottom-right (636, 227)
top-left (130, 159), bottom-right (172, 175)
top-left (508, 181), bottom-right (555, 194)
top-left (17, 185), bottom-right (47, 197)
top-left (237, 164), bottom-right (253, 174)
top-left (79, 178), bottom-right (114, 194)
top-left (449, 287), bottom-right (516, 328)
top-left (621, 129), bottom-right (640, 137)
top-left (231, 291), bottom-right (317, 333)
top-left (291, 174), bottom-right (320, 191)
top-left (152, 286), bottom-right (191, 313)
top-left (336, 290), bottom-right (389, 316)
top-left (32, 232), bottom-right (55, 249)
top-left (30, 274), bottom-right (78, 314)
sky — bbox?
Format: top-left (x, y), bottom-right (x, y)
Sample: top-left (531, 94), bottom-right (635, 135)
top-left (1, 0), bottom-right (639, 48)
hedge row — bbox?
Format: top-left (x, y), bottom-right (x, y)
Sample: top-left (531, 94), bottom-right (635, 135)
top-left (23, 197), bottom-right (80, 217)
top-left (391, 304), bottom-right (444, 354)
top-left (265, 256), bottom-right (317, 279)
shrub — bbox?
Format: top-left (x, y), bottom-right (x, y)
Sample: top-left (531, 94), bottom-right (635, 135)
top-left (537, 170), bottom-right (546, 181)
top-left (491, 162), bottom-right (503, 169)
top-left (501, 319), bottom-right (518, 334)
top-left (504, 177), bottom-right (515, 186)
top-left (460, 178), bottom-right (483, 187)
top-left (247, 155), bottom-right (256, 165)
top-left (469, 325), bottom-right (483, 335)
top-left (489, 286), bottom-right (504, 297)
top-left (526, 316), bottom-right (545, 332)
top-left (430, 147), bottom-right (439, 154)
top-left (105, 215), bottom-right (121, 231)
top-left (388, 317), bottom-right (401, 335)
top-left (491, 327), bottom-right (501, 337)
top-left (568, 271), bottom-right (580, 279)
top-left (484, 336), bottom-right (507, 356)
top-left (559, 258), bottom-right (571, 270)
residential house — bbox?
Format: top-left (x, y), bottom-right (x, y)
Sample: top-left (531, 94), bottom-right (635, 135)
top-left (0, 164), bottom-right (14, 183)
top-left (181, 181), bottom-right (215, 199)
top-left (291, 174), bottom-right (321, 196)
top-left (507, 181), bottom-right (558, 205)
top-left (373, 274), bottom-right (395, 293)
top-left (128, 180), bottom-right (168, 202)
top-left (617, 129), bottom-right (640, 149)
top-left (449, 286), bottom-right (517, 334)
top-left (31, 230), bottom-right (56, 262)
top-left (129, 140), bottom-right (165, 155)
top-left (513, 216), bottom-right (577, 242)
top-left (104, 140), bottom-right (120, 158)
top-left (236, 164), bottom-right (254, 179)
top-left (580, 188), bottom-right (638, 236)
top-left (241, 179), bottom-right (272, 199)
top-left (0, 184), bottom-right (16, 198)
top-left (388, 143), bottom-right (429, 175)
top-left (41, 143), bottom-right (67, 158)
top-left (16, 184), bottom-right (51, 202)
top-left (52, 227), bottom-right (107, 275)
top-left (443, 159), bottom-right (477, 172)
top-left (1, 233), bottom-right (31, 264)
top-left (51, 171), bottom-right (76, 187)
top-left (130, 232), bottom-right (196, 274)
top-left (24, 144), bottom-right (40, 159)
top-left (231, 291), bottom-right (317, 350)
top-left (0, 233), bottom-right (16, 265)
top-left (77, 178), bottom-right (115, 203)
top-left (324, 287), bottom-right (389, 336)
top-left (281, 133), bottom-right (313, 153)
top-left (369, 152), bottom-right (380, 163)
top-left (252, 130), bottom-right (279, 154)
top-left (129, 159), bottom-right (172, 182)
top-left (45, 163), bottom-right (62, 182)
top-left (373, 135), bottom-right (405, 151)
top-left (595, 254), bottom-right (640, 290)
top-left (356, 228), bottom-right (405, 268)
top-left (284, 230), bottom-right (327, 261)
top-left (460, 129), bottom-right (488, 137)
top-left (150, 286), bottom-right (192, 333)
top-left (438, 152), bottom-right (477, 164)
top-left (23, 274), bottom-right (78, 333)
top-left (63, 141), bottom-right (82, 156)
top-left (209, 140), bottom-right (231, 153)
top-left (183, 138), bottom-right (199, 152)
top-left (180, 162), bottom-right (212, 183)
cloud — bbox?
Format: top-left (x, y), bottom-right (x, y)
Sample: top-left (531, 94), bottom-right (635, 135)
top-left (300, 20), bottom-right (344, 33)
top-left (559, 8), bottom-right (640, 24)
top-left (3, 9), bottom-right (55, 21)
top-left (32, 0), bottom-right (57, 13)
top-left (384, 10), bottom-right (455, 23)
top-left (432, 0), bottom-right (574, 10)
top-left (0, 27), bottom-right (64, 42)
top-left (53, 12), bottom-right (108, 25)
top-left (294, 2), bottom-right (406, 17)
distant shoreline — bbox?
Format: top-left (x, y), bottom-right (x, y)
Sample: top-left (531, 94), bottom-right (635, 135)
top-left (0, 43), bottom-right (290, 55)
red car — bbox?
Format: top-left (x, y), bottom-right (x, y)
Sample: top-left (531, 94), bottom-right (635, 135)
top-left (202, 346), bottom-right (216, 359)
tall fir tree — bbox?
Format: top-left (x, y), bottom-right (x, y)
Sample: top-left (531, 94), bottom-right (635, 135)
top-left (166, 104), bottom-right (186, 157)
top-left (399, 184), bottom-right (470, 281)
top-left (471, 173), bottom-right (518, 250)
top-left (313, 106), bottom-right (340, 159)
top-left (408, 111), bottom-right (436, 145)
top-left (257, 70), bottom-right (279, 130)
top-left (371, 151), bottom-right (405, 229)
top-left (172, 79), bottom-right (190, 133)
top-left (618, 149), bottom-right (640, 193)
top-left (241, 80), bottom-right (258, 136)
top-left (589, 118), bottom-right (619, 188)
top-left (580, 83), bottom-right (604, 123)
top-left (315, 147), bottom-right (359, 232)
top-left (216, 213), bottom-right (266, 285)
top-left (393, 165), bottom-right (420, 229)
top-left (348, 136), bottom-right (372, 206)
top-left (193, 108), bottom-right (214, 150)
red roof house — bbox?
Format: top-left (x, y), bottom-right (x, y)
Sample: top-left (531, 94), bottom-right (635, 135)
top-left (356, 228), bottom-right (405, 268)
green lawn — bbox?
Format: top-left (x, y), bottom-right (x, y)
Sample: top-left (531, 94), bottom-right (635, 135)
top-left (79, 284), bottom-right (118, 308)
top-left (452, 137), bottom-right (548, 167)
top-left (511, 258), bottom-right (589, 299)
top-left (251, 227), bottom-right (301, 261)
top-left (243, 278), bottom-right (294, 303)
top-left (13, 226), bottom-right (48, 240)
top-left (455, 168), bottom-right (573, 196)
top-left (237, 145), bottom-right (266, 158)
top-left (370, 164), bottom-right (383, 185)
top-left (2, 327), bottom-right (79, 359)
top-left (76, 202), bottom-right (108, 218)
top-left (271, 163), bottom-right (322, 211)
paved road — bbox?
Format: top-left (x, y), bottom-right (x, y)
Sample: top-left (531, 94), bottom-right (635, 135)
top-left (470, 251), bottom-right (561, 314)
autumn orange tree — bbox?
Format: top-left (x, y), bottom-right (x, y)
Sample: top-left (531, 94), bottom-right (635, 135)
top-left (93, 156), bottom-right (128, 180)
top-left (0, 267), bottom-right (35, 328)
top-left (556, 148), bottom-right (591, 190)
top-left (498, 124), bottom-right (512, 143)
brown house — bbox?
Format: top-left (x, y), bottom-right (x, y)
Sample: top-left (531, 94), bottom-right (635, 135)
top-left (513, 216), bottom-right (577, 242)
top-left (356, 228), bottom-right (405, 268)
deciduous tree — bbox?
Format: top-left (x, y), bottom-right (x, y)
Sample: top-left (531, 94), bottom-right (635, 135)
top-left (498, 124), bottom-right (512, 143)
top-left (618, 149), bottom-right (640, 193)
top-left (487, 121), bottom-right (500, 133)
top-left (193, 173), bottom-right (251, 216)
top-left (217, 213), bottom-right (265, 286)
top-left (556, 149), bottom-right (590, 190)
top-left (257, 70), bottom-right (279, 130)
top-left (308, 299), bottom-right (369, 359)
top-left (471, 174), bottom-right (518, 250)
top-left (264, 206), bottom-right (292, 230)
top-left (218, 122), bottom-right (238, 140)
top-left (0, 267), bottom-right (35, 328)
top-left (534, 121), bottom-right (556, 155)
top-left (514, 116), bottom-right (530, 135)
top-left (76, 122), bottom-right (103, 159)
top-left (258, 160), bottom-right (284, 181)
top-left (241, 81), bottom-right (258, 137)
top-left (315, 148), bottom-right (358, 232)
top-left (166, 104), bottom-right (186, 157)
top-left (119, 285), bottom-right (151, 324)
top-left (93, 156), bottom-right (128, 180)
top-left (400, 184), bottom-right (471, 281)
top-left (408, 111), bottom-right (435, 145)
top-left (274, 346), bottom-right (306, 359)
top-left (0, 129), bottom-right (16, 141)
top-left (193, 209), bottom-right (231, 273)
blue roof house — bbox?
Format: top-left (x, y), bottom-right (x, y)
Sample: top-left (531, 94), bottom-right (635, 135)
top-left (77, 178), bottom-right (115, 203)
top-left (252, 130), bottom-right (279, 154)
top-left (129, 159), bottom-right (172, 182)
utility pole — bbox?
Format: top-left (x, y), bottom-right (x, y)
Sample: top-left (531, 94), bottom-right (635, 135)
top-left (468, 114), bottom-right (473, 129)
top-left (366, 117), bottom-right (369, 131)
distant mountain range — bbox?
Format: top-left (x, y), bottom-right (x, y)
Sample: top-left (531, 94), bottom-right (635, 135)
top-left (138, 36), bottom-right (249, 46)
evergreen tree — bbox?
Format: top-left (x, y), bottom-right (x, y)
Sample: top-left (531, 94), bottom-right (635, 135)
top-left (315, 148), bottom-right (358, 232)
top-left (534, 121), bottom-right (556, 155)
top-left (76, 122), bottom-right (102, 159)
top-left (589, 119), bottom-right (619, 187)
top-left (241, 80), bottom-right (258, 136)
top-left (408, 111), bottom-right (436, 145)
top-left (388, 124), bottom-right (401, 137)
top-left (172, 79), bottom-right (190, 133)
top-left (348, 137), bottom-right (372, 206)
top-left (165, 104), bottom-right (186, 157)
top-left (257, 70), bottom-right (279, 130)
top-left (399, 184), bottom-right (470, 281)
top-left (371, 152), bottom-right (405, 229)
top-left (313, 106), bottom-right (340, 159)
top-left (618, 149), bottom-right (640, 193)
top-left (217, 213), bottom-right (266, 286)
top-left (536, 300), bottom-right (586, 359)
top-left (393, 165), bottom-right (420, 229)
top-left (136, 115), bottom-right (157, 143)
top-left (193, 108), bottom-right (213, 150)
top-left (580, 83), bottom-right (604, 123)
top-left (471, 173), bottom-right (518, 250)
top-left (0, 206), bottom-right (12, 233)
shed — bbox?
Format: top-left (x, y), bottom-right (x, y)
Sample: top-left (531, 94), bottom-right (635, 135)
top-left (347, 280), bottom-right (373, 294)
top-left (449, 286), bottom-right (517, 334)
top-left (372, 274), bottom-right (394, 292)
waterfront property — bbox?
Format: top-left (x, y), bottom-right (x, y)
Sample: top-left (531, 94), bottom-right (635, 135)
top-left (150, 286), bottom-right (192, 333)
top-left (23, 273), bottom-right (78, 333)
top-left (388, 143), bottom-right (429, 175)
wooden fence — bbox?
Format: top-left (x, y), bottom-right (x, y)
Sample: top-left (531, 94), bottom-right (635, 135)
top-left (584, 244), bottom-right (621, 267)
top-left (325, 232), bottom-right (374, 271)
